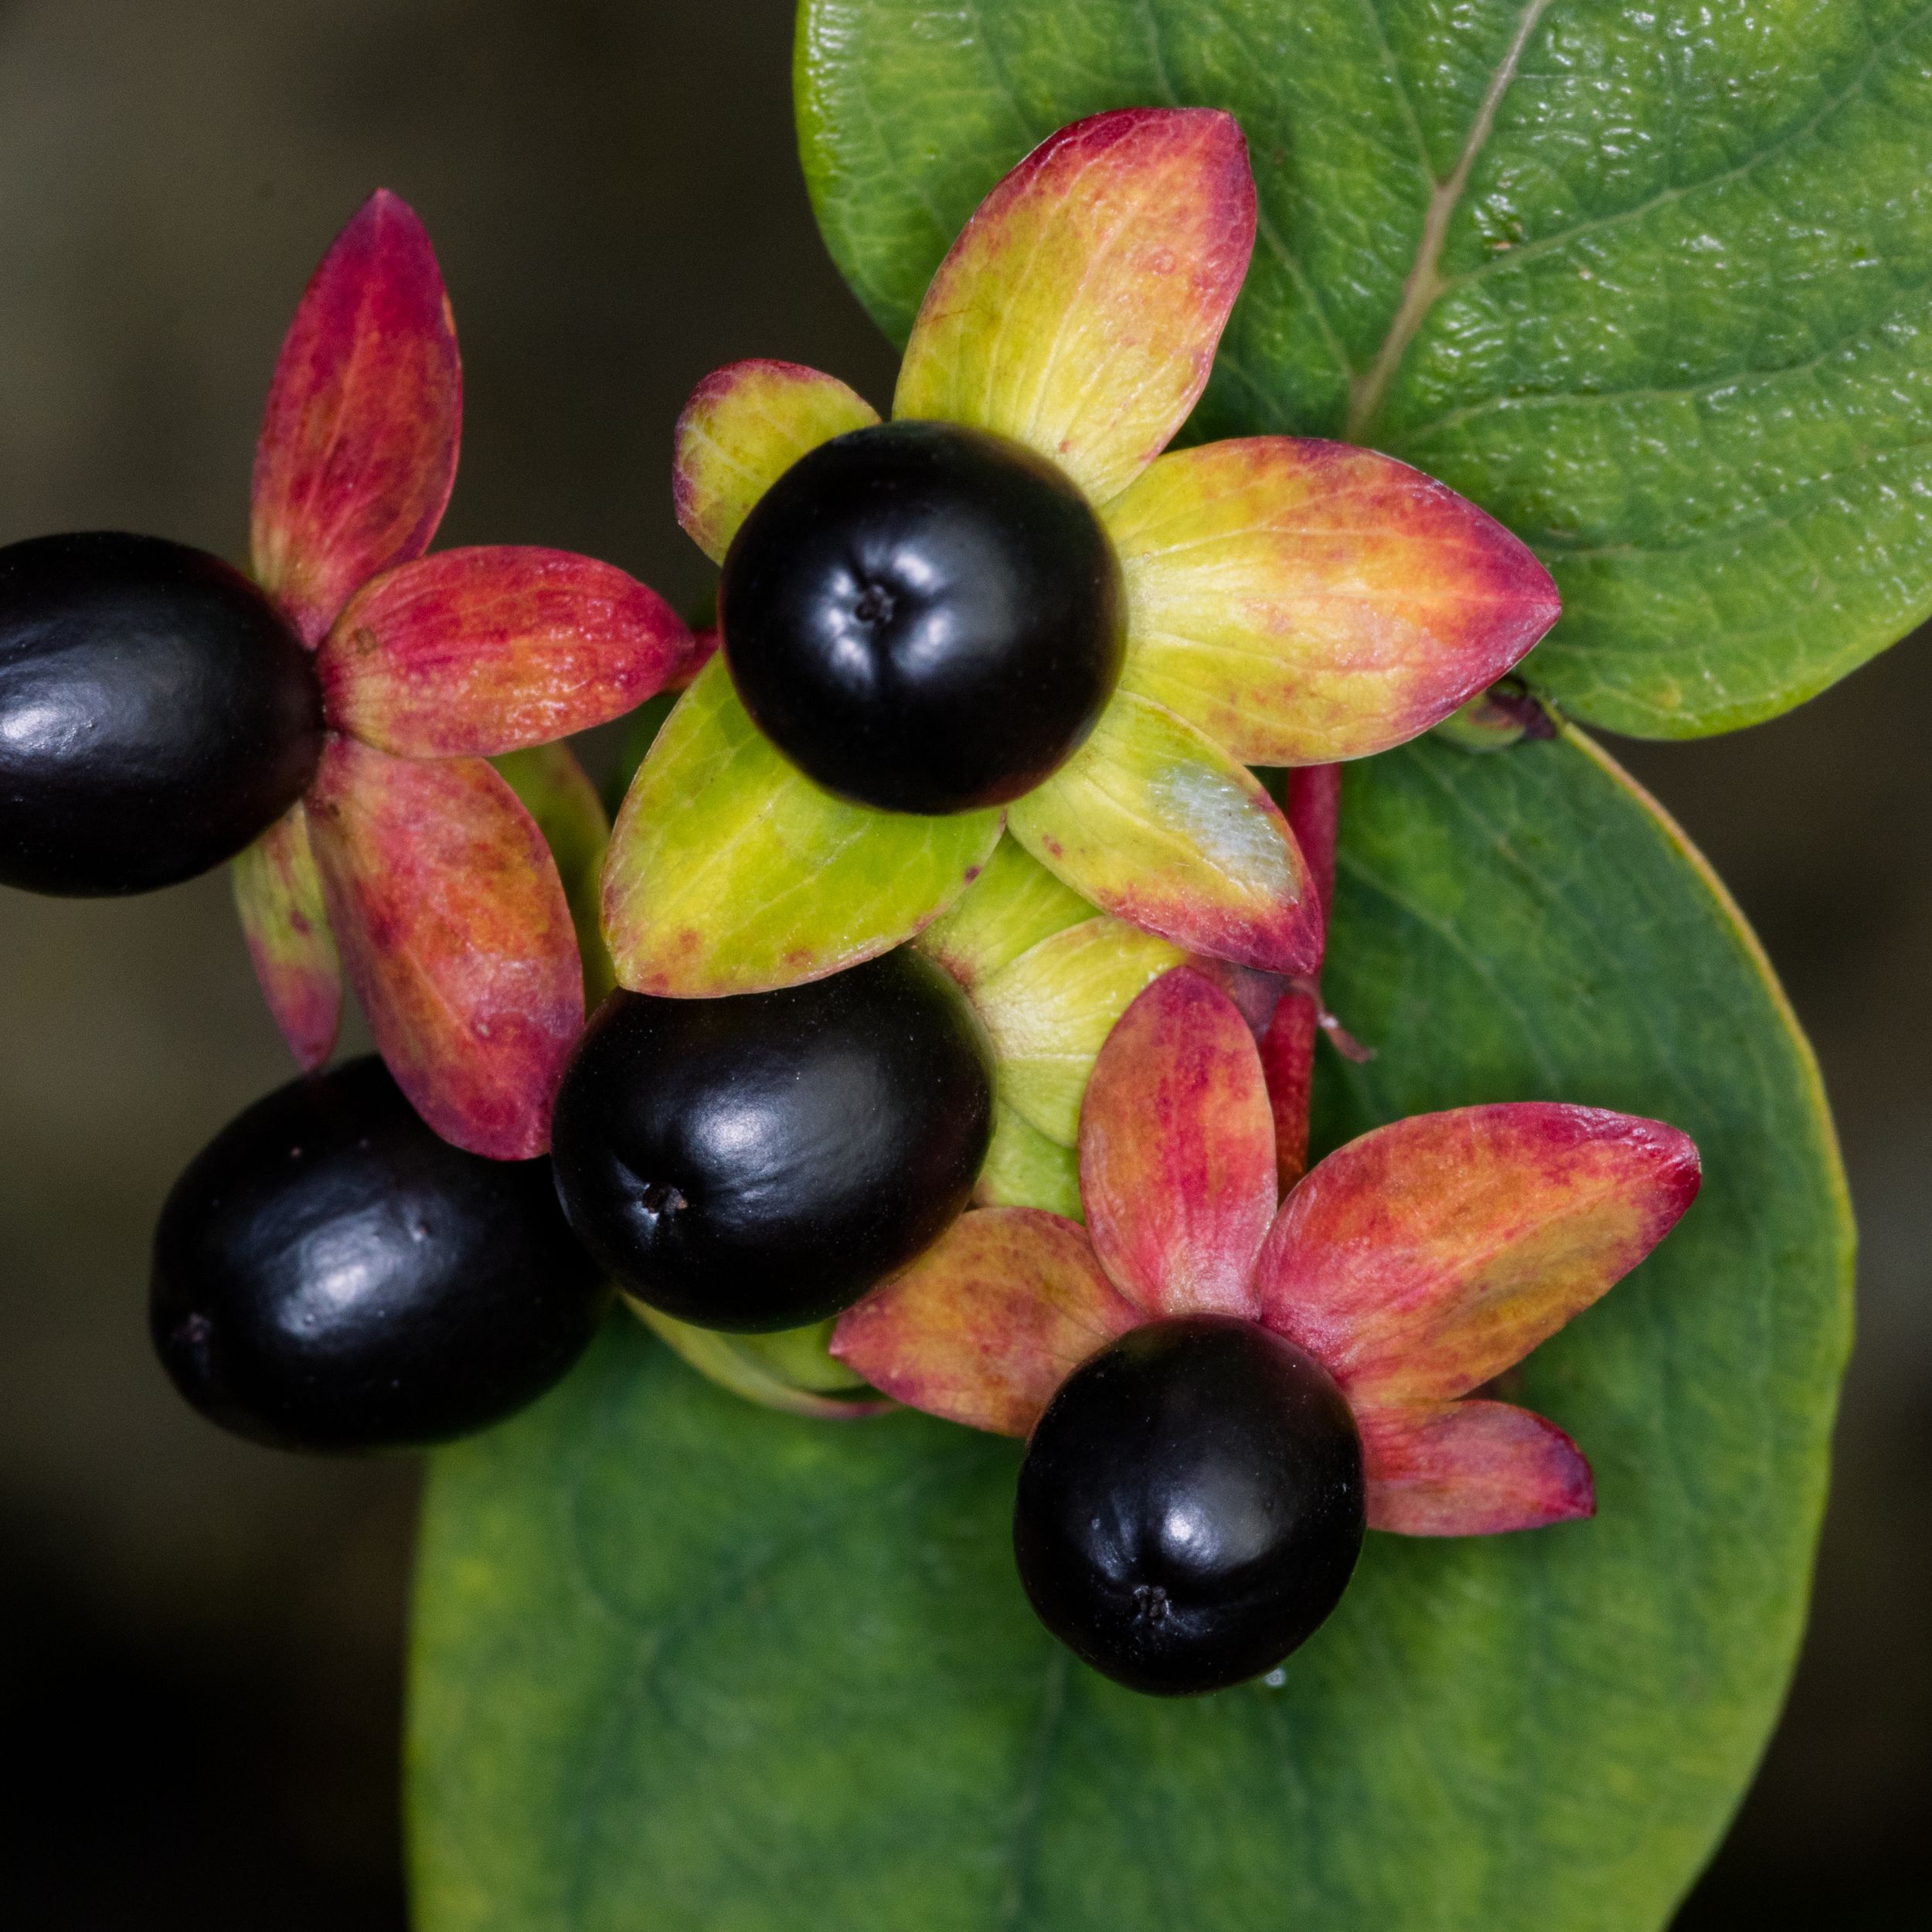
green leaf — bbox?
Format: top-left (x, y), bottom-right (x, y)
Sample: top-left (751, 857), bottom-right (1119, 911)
top-left (797, 0), bottom-right (1932, 736)
top-left (410, 729), bottom-right (1851, 1931)
top-left (601, 656), bottom-right (1002, 995)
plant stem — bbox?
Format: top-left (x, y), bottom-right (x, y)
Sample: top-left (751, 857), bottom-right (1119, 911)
top-left (1261, 766), bottom-right (1341, 1189)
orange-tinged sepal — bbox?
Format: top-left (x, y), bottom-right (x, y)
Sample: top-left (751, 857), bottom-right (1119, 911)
top-left (1109, 439), bottom-right (1561, 764)
top-left (894, 109), bottom-right (1255, 507)
top-left (832, 1208), bottom-right (1138, 1437)
top-left (1078, 970), bottom-right (1274, 1320)
top-left (1254, 1104), bottom-right (1701, 1403)
top-left (250, 190), bottom-right (461, 645)
top-left (316, 546), bottom-right (695, 757)
top-left (306, 738), bottom-right (583, 1159)
top-left (1357, 1399), bottom-right (1596, 1536)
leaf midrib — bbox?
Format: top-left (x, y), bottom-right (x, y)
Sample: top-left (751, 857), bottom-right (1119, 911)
top-left (1347, 0), bottom-right (1554, 442)
top-left (1348, 0), bottom-right (1932, 448)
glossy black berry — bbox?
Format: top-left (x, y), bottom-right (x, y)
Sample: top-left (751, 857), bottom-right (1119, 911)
top-left (151, 1057), bottom-right (608, 1453)
top-left (719, 420), bottom-right (1124, 815)
top-left (0, 531), bottom-right (323, 896)
top-left (550, 949), bottom-right (995, 1332)
top-left (1013, 1315), bottom-right (1366, 1696)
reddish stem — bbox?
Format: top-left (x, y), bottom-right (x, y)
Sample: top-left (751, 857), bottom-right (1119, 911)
top-left (1285, 762), bottom-right (1341, 930)
top-left (1262, 766), bottom-right (1342, 1190)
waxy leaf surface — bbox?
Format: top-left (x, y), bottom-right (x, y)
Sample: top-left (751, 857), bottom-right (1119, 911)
top-left (251, 189), bottom-right (460, 646)
top-left (1077, 969), bottom-right (1274, 1320)
top-left (231, 801), bottom-right (342, 1070)
top-left (413, 728), bottom-right (1849, 1932)
top-left (603, 656), bottom-right (1001, 995)
top-left (675, 359), bottom-right (879, 564)
top-left (799, 0), bottom-right (1932, 735)
top-left (1108, 439), bottom-right (1558, 762)
top-left (893, 107), bottom-right (1253, 507)
top-left (307, 740), bottom-right (580, 1159)
top-left (1008, 690), bottom-right (1318, 974)
top-left (318, 548), bottom-right (692, 757)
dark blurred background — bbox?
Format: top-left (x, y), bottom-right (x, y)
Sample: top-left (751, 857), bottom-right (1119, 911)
top-left (0, 2), bottom-right (1924, 1924)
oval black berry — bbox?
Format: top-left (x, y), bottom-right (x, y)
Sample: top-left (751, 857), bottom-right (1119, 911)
top-left (1013, 1315), bottom-right (1366, 1696)
top-left (719, 420), bottom-right (1124, 815)
top-left (0, 531), bottom-right (323, 896)
top-left (550, 949), bottom-right (995, 1332)
top-left (151, 1057), bottom-right (607, 1452)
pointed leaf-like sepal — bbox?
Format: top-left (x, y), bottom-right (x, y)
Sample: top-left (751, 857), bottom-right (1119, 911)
top-left (316, 548), bottom-right (695, 757)
top-left (1357, 1399), bottom-right (1596, 1536)
top-left (895, 108), bottom-right (1254, 507)
top-left (231, 801), bottom-right (342, 1069)
top-left (675, 359), bottom-right (880, 564)
top-left (1253, 1104), bottom-right (1701, 1403)
top-left (1108, 440), bottom-right (1560, 763)
top-left (915, 835), bottom-right (1093, 993)
top-left (975, 1104), bottom-right (1084, 1222)
top-left (1009, 690), bottom-right (1321, 974)
top-left (971, 917), bottom-right (1182, 1145)
top-left (631, 1303), bottom-right (894, 1423)
top-left (1079, 969), bottom-right (1274, 1320)
top-left (603, 657), bottom-right (1000, 995)
top-left (250, 190), bottom-right (461, 645)
top-left (306, 739), bottom-right (583, 1159)
top-left (832, 1208), bottom-right (1137, 1437)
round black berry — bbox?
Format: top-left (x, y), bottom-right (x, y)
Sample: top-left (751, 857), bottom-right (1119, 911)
top-left (1013, 1315), bottom-right (1366, 1696)
top-left (719, 420), bottom-right (1124, 815)
top-left (0, 531), bottom-right (323, 896)
top-left (550, 949), bottom-right (995, 1332)
top-left (151, 1056), bottom-right (608, 1452)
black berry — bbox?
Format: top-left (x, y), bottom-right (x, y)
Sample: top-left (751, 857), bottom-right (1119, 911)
top-left (550, 949), bottom-right (995, 1331)
top-left (1013, 1315), bottom-right (1366, 1696)
top-left (719, 421), bottom-right (1124, 815)
top-left (0, 532), bottom-right (324, 895)
top-left (151, 1057), bottom-right (607, 1452)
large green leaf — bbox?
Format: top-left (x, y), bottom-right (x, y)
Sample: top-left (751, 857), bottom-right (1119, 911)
top-left (409, 730), bottom-right (1851, 1931)
top-left (796, 0), bottom-right (1932, 736)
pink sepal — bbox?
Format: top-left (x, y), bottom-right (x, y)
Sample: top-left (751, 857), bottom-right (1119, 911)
top-left (250, 189), bottom-right (461, 645)
top-left (317, 546), bottom-right (696, 756)
top-left (1359, 1398), bottom-right (1596, 1536)
top-left (1078, 969), bottom-right (1276, 1319)
top-left (305, 737), bottom-right (583, 1159)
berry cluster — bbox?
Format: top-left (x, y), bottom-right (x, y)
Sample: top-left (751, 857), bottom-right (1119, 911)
top-left (1, 110), bottom-right (1698, 1696)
